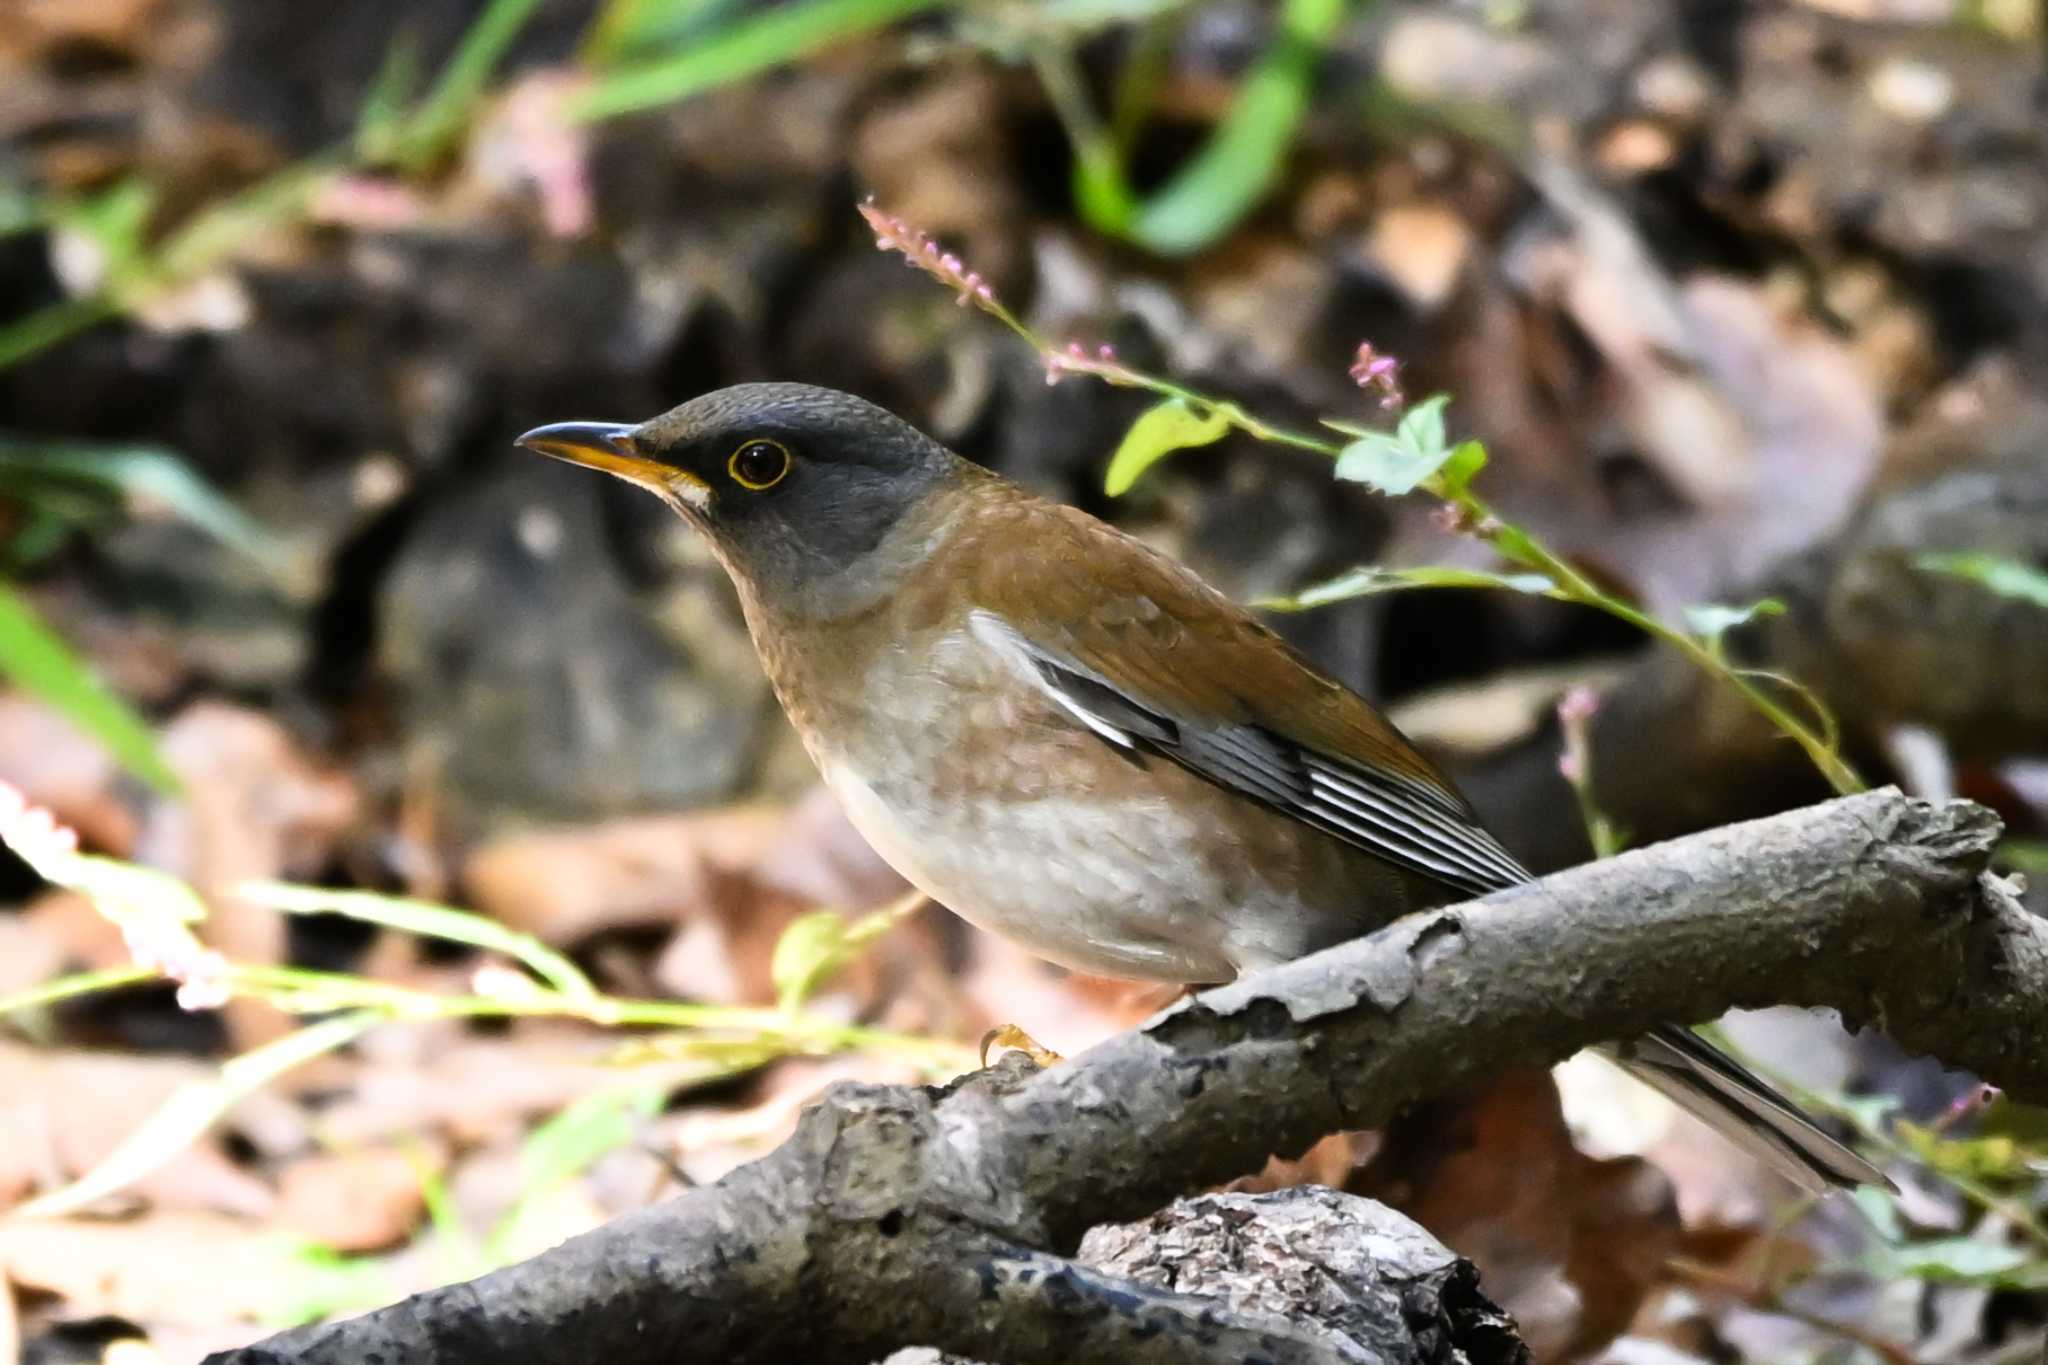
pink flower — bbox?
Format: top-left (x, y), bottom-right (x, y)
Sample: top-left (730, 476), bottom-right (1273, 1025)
top-left (1557, 686), bottom-right (1601, 726)
top-left (1349, 341), bottom-right (1406, 412)
top-left (858, 200), bottom-right (999, 311)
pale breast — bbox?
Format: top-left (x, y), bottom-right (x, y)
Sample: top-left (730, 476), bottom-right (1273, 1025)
top-left (813, 624), bottom-right (1345, 983)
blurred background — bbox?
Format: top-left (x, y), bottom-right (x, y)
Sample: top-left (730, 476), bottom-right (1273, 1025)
top-left (2, 0), bottom-right (2047, 1360)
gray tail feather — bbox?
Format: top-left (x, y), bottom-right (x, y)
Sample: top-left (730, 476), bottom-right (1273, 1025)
top-left (1604, 1025), bottom-right (1892, 1194)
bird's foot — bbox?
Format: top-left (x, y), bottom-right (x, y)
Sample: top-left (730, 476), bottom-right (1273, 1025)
top-left (979, 1023), bottom-right (1064, 1069)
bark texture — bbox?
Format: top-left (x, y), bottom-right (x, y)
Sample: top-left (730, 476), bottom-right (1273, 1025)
top-left (212, 790), bottom-right (2041, 1365)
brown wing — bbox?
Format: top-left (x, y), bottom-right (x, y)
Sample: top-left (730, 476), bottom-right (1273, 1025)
top-left (959, 494), bottom-right (1529, 898)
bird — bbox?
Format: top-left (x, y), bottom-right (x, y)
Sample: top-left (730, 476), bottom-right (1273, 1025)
top-left (517, 381), bottom-right (1884, 1193)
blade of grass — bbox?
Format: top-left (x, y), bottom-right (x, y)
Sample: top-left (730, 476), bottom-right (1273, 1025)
top-left (572, 0), bottom-right (950, 120)
top-left (0, 439), bottom-right (279, 562)
top-left (1127, 0), bottom-right (1347, 254)
top-left (0, 582), bottom-right (178, 793)
top-left (0, 965), bottom-right (158, 1019)
top-left (14, 1011), bottom-right (379, 1218)
top-left (240, 881), bottom-right (598, 999)
top-left (393, 0), bottom-right (550, 170)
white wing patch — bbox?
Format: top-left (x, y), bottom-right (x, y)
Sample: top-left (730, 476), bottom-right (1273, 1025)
top-left (966, 609), bottom-right (1531, 898)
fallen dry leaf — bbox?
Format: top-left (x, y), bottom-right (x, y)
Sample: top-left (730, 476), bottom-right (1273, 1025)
top-left (136, 703), bottom-right (359, 1047)
top-left (462, 805), bottom-right (784, 945)
top-left (0, 1211), bottom-right (302, 1327)
top-left (0, 695), bottom-right (141, 856)
top-left (0, 1042), bottom-right (274, 1219)
top-left (275, 1144), bottom-right (433, 1253)
top-left (1354, 1068), bottom-right (1681, 1359)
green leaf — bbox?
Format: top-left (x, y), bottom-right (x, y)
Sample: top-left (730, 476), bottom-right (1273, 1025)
top-left (1435, 439), bottom-right (1488, 497)
top-left (1917, 551), bottom-right (2048, 609)
top-left (15, 1012), bottom-right (379, 1218)
top-left (1395, 393), bottom-right (1449, 458)
top-left (1124, 0), bottom-right (1346, 254)
top-left (771, 909), bottom-right (856, 1012)
top-left (575, 0), bottom-right (951, 121)
top-left (1258, 564), bottom-right (1562, 612)
top-left (267, 1242), bottom-right (400, 1327)
top-left (1865, 1236), bottom-right (2033, 1284)
top-left (391, 0), bottom-right (549, 170)
top-left (1998, 839), bottom-right (2048, 875)
top-left (1102, 398), bottom-right (1231, 496)
top-left (1684, 598), bottom-right (1785, 645)
top-left (1333, 395), bottom-right (1456, 495)
top-left (1851, 1185), bottom-right (1903, 1243)
top-left (0, 581), bottom-right (178, 793)
top-left (0, 438), bottom-right (280, 562)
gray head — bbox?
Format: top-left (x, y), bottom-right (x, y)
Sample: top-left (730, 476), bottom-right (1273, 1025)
top-left (517, 383), bottom-right (958, 603)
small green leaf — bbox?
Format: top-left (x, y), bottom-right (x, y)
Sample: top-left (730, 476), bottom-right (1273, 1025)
top-left (1851, 1185), bottom-right (1904, 1243)
top-left (0, 581), bottom-right (178, 793)
top-left (1258, 564), bottom-right (1561, 612)
top-left (1334, 437), bottom-right (1433, 495)
top-left (1865, 1236), bottom-right (2033, 1284)
top-left (1334, 395), bottom-right (1458, 495)
top-left (1685, 598), bottom-right (1785, 644)
top-left (1917, 551), bottom-right (2048, 609)
top-left (1997, 839), bottom-right (2048, 875)
top-left (1103, 398), bottom-right (1230, 496)
top-left (771, 910), bottom-right (856, 1012)
top-left (1434, 439), bottom-right (1488, 497)
top-left (1395, 393), bottom-right (1450, 458)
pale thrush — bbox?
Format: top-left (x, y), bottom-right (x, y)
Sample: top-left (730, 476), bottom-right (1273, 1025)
top-left (519, 382), bottom-right (1883, 1192)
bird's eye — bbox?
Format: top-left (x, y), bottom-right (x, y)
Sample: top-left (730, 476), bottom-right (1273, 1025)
top-left (727, 439), bottom-right (791, 490)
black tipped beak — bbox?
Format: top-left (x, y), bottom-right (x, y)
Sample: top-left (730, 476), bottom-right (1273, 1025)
top-left (516, 421), bottom-right (666, 488)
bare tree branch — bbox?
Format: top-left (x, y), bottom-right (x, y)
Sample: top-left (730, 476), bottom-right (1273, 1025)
top-left (212, 789), bottom-right (2037, 1365)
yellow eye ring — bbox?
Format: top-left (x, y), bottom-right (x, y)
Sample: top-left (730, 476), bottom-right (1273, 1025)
top-left (727, 439), bottom-right (791, 491)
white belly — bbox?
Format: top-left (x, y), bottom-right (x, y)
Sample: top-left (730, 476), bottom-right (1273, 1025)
top-left (821, 760), bottom-right (1305, 983)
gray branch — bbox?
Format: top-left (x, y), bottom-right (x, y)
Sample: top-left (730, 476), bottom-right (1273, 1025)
top-left (212, 789), bottom-right (2041, 1365)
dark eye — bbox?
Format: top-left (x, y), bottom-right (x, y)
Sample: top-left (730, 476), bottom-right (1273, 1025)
top-left (727, 439), bottom-right (791, 490)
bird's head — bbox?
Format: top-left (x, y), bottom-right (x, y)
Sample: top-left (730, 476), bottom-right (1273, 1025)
top-left (517, 383), bottom-right (957, 608)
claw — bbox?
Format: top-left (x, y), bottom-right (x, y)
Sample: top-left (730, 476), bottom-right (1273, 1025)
top-left (979, 1023), bottom-right (1064, 1069)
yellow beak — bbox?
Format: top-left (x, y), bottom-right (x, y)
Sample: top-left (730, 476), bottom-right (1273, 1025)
top-left (515, 421), bottom-right (665, 487)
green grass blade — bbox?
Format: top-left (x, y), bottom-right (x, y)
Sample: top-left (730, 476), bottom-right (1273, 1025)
top-left (395, 0), bottom-right (550, 169)
top-left (573, 0), bottom-right (950, 121)
top-left (241, 881), bottom-right (598, 999)
top-left (1128, 0), bottom-right (1347, 254)
top-left (0, 582), bottom-right (178, 793)
top-left (14, 1012), bottom-right (379, 1219)
top-left (0, 439), bottom-right (279, 562)
top-left (0, 965), bottom-right (158, 1019)
top-left (1918, 552), bottom-right (2048, 609)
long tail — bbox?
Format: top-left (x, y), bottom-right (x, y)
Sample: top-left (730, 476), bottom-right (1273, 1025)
top-left (1603, 1025), bottom-right (1889, 1193)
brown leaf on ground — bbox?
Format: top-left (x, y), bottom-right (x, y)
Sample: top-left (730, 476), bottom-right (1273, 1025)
top-left (0, 1211), bottom-right (304, 1327)
top-left (0, 906), bottom-right (69, 999)
top-left (19, 888), bottom-right (129, 974)
top-left (1352, 1068), bottom-right (1681, 1360)
top-left (275, 1145), bottom-right (434, 1253)
top-left (313, 1026), bottom-right (702, 1150)
top-left (0, 1042), bottom-right (274, 1218)
top-left (0, 695), bottom-right (141, 856)
top-left (137, 703), bottom-right (359, 1047)
top-left (462, 805), bottom-right (785, 946)
top-left (0, 1265), bottom-right (17, 1365)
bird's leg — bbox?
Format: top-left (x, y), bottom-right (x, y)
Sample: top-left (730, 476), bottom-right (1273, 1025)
top-left (979, 1023), bottom-right (1065, 1069)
